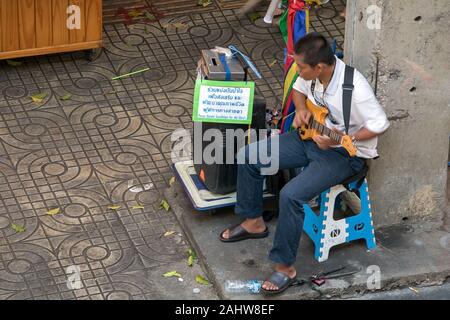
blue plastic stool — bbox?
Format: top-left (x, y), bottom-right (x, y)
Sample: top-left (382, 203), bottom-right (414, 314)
top-left (302, 173), bottom-right (376, 262)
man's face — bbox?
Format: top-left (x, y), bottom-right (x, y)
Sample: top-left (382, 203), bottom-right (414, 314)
top-left (294, 54), bottom-right (323, 81)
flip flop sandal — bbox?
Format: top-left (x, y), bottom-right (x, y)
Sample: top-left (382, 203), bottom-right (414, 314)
top-left (219, 224), bottom-right (269, 243)
top-left (260, 271), bottom-right (297, 296)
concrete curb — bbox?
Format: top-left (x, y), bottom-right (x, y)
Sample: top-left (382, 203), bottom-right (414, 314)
top-left (165, 182), bottom-right (450, 300)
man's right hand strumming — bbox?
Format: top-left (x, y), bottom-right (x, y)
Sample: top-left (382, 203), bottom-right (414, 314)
top-left (292, 90), bottom-right (311, 129)
top-left (293, 108), bottom-right (312, 129)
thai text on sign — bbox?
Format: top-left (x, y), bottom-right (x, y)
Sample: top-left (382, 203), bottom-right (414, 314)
top-left (192, 79), bottom-right (255, 124)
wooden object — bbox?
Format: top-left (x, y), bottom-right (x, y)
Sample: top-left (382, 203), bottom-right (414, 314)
top-left (0, 0), bottom-right (102, 60)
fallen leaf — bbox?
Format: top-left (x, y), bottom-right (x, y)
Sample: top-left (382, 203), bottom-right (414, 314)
top-left (47, 208), bottom-right (60, 215)
top-left (172, 22), bottom-right (188, 29)
top-left (111, 67), bottom-right (150, 81)
top-left (188, 249), bottom-right (197, 260)
top-left (128, 9), bottom-right (144, 18)
top-left (108, 205), bottom-right (121, 210)
top-left (197, 0), bottom-right (212, 7)
top-left (145, 26), bottom-right (151, 34)
top-left (249, 12), bottom-right (261, 23)
top-left (61, 93), bottom-right (72, 101)
top-left (269, 59), bottom-right (277, 68)
top-left (188, 255), bottom-right (194, 267)
top-left (132, 204), bottom-right (145, 209)
top-left (11, 223), bottom-right (25, 233)
top-left (31, 93), bottom-right (47, 103)
top-left (195, 275), bottom-right (209, 285)
top-left (163, 270), bottom-right (181, 278)
top-left (144, 11), bottom-right (155, 21)
top-left (6, 60), bottom-right (22, 67)
top-left (169, 177), bottom-right (176, 186)
top-left (164, 231), bottom-right (176, 237)
top-left (160, 199), bottom-right (170, 211)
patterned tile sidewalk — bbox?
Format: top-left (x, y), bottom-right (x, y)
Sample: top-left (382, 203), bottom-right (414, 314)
top-left (0, 1), bottom-right (345, 300)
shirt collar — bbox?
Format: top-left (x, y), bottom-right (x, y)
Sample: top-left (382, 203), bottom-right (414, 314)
top-left (326, 56), bottom-right (345, 95)
top-left (315, 56), bottom-right (344, 96)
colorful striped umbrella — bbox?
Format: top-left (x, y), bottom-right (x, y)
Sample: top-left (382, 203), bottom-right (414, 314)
top-left (279, 0), bottom-right (325, 133)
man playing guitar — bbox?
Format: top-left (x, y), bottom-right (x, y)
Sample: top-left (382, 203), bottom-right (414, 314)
top-left (219, 33), bottom-right (390, 295)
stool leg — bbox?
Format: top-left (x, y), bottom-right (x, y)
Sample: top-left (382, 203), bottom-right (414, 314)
top-left (365, 232), bottom-right (377, 249)
top-left (318, 245), bottom-right (330, 263)
top-left (366, 183), bottom-right (377, 250)
top-left (303, 203), bottom-right (325, 261)
top-left (345, 179), bottom-right (377, 250)
top-left (319, 186), bottom-right (349, 262)
top-left (365, 188), bottom-right (377, 249)
top-left (316, 243), bottom-right (326, 262)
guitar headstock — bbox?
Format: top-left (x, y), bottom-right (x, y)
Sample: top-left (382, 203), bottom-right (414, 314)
top-left (341, 135), bottom-right (357, 157)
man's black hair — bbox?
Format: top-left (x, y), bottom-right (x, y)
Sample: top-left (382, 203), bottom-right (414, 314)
top-left (294, 32), bottom-right (335, 67)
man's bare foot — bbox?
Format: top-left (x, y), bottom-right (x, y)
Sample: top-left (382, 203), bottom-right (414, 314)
top-left (221, 217), bottom-right (266, 240)
top-left (262, 264), bottom-right (297, 291)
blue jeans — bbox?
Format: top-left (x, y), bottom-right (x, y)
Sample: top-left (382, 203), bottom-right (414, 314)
top-left (235, 131), bottom-right (366, 266)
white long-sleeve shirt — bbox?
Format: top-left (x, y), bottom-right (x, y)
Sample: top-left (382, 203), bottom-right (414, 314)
top-left (293, 56), bottom-right (390, 159)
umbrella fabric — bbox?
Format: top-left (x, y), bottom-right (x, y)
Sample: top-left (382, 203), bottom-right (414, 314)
top-left (279, 0), bottom-right (307, 133)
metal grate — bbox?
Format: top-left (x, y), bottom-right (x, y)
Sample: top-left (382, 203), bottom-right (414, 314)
top-left (103, 0), bottom-right (257, 24)
top-left (150, 0), bottom-right (218, 16)
top-left (150, 0), bottom-right (251, 14)
top-left (216, 0), bottom-right (252, 10)
top-left (103, 0), bottom-right (149, 24)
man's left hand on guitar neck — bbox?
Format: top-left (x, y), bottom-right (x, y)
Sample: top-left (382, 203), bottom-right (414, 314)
top-left (312, 134), bottom-right (335, 150)
top-left (312, 127), bottom-right (343, 150)
top-left (313, 127), bottom-right (379, 151)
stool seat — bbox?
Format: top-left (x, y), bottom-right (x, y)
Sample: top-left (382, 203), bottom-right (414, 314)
top-left (303, 170), bottom-right (376, 262)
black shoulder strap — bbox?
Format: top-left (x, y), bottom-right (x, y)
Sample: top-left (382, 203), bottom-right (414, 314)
top-left (342, 65), bottom-right (355, 135)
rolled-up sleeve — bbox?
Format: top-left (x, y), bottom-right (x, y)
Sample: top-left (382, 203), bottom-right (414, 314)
top-left (353, 73), bottom-right (390, 134)
top-left (293, 77), bottom-right (309, 96)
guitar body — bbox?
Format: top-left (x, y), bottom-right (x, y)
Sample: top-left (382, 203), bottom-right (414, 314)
top-left (299, 99), bottom-right (357, 157)
top-left (299, 99), bottom-right (329, 140)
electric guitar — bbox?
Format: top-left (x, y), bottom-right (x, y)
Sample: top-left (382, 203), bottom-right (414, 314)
top-left (299, 99), bottom-right (357, 157)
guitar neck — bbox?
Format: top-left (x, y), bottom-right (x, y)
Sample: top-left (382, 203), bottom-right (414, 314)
top-left (310, 119), bottom-right (343, 143)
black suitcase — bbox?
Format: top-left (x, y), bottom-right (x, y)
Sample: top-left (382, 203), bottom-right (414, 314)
top-left (193, 97), bottom-right (267, 194)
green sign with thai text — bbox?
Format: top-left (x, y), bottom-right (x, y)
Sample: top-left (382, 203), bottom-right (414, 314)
top-left (192, 79), bottom-right (255, 124)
